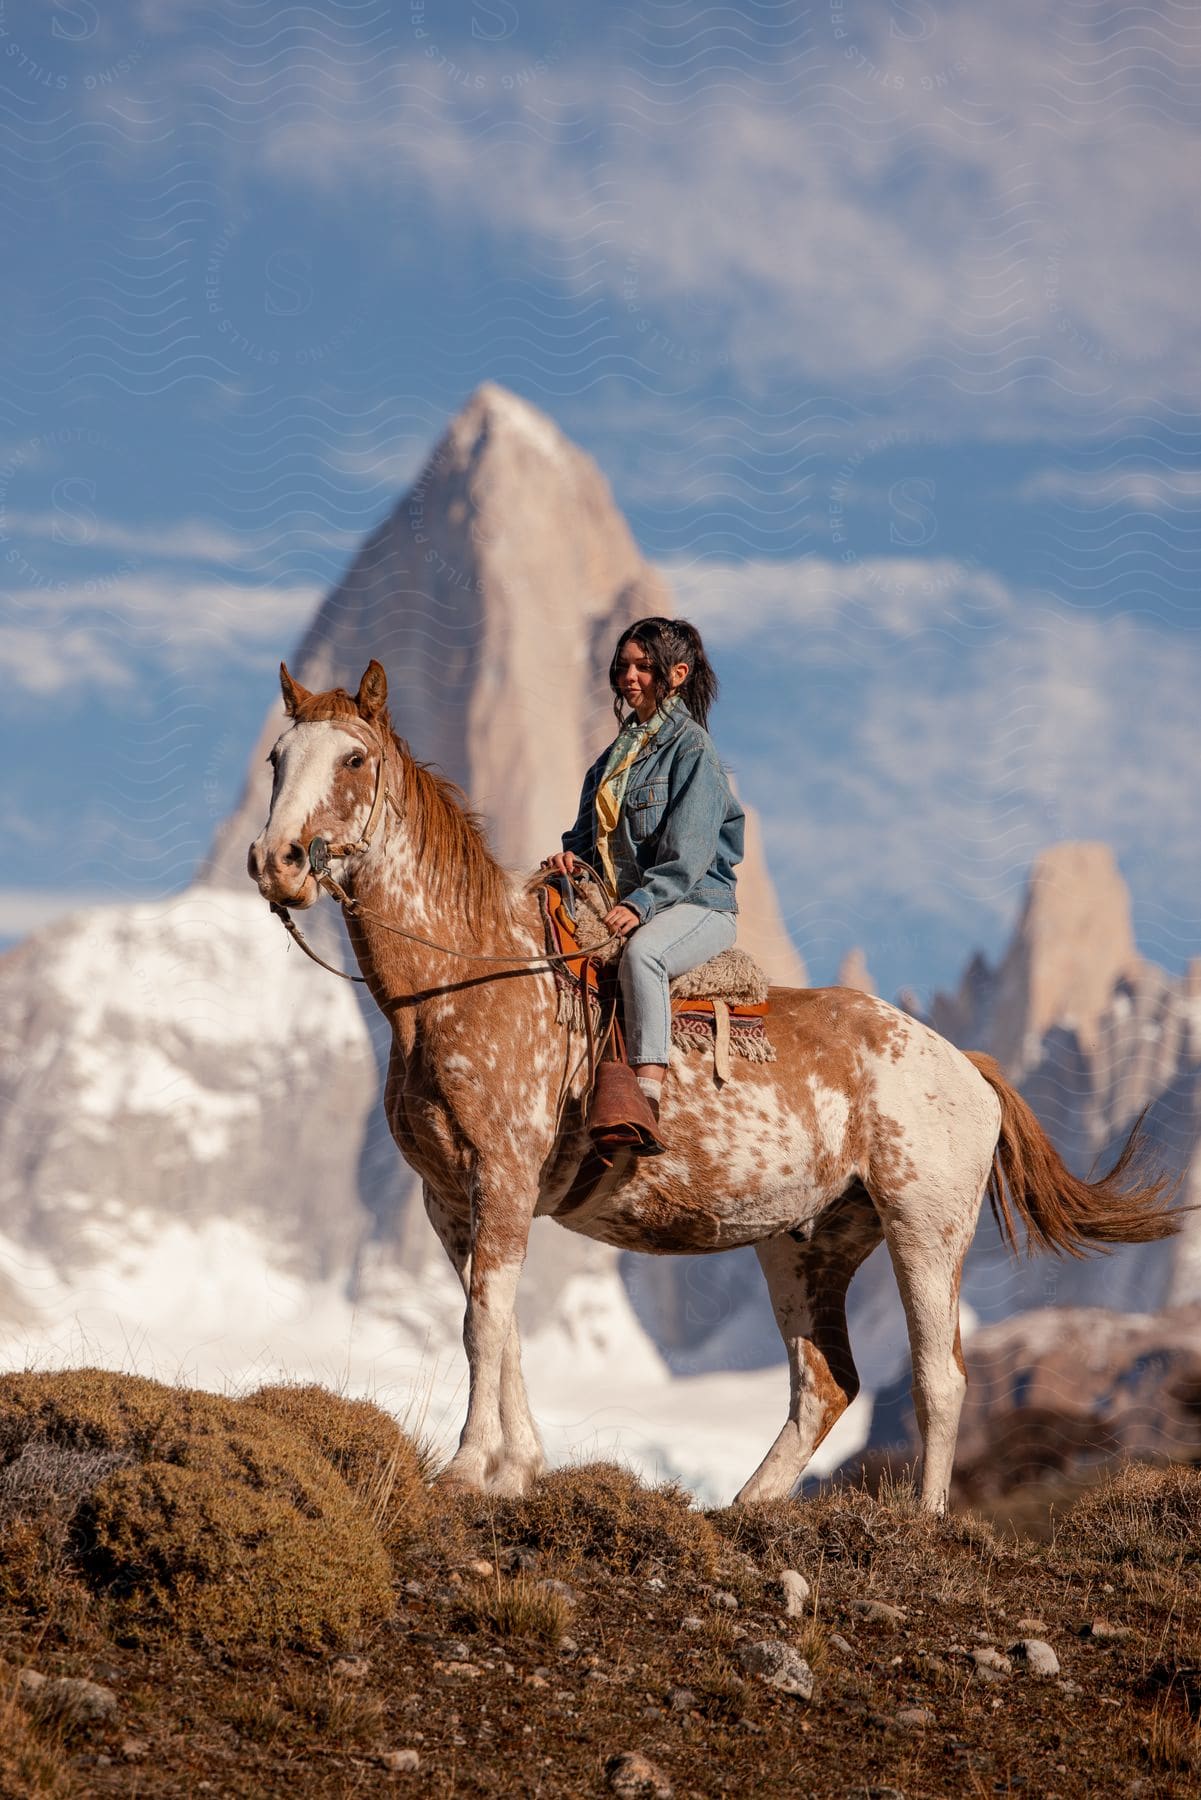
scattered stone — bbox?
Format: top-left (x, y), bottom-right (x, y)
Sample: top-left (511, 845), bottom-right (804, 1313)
top-left (667, 1687), bottom-right (696, 1712)
top-left (605, 1750), bottom-right (673, 1797)
top-left (382, 1748), bottom-right (420, 1772)
top-left (711, 1589), bottom-right (739, 1612)
top-left (525, 1674), bottom-right (549, 1689)
top-left (848, 1599), bottom-right (906, 1629)
top-left (329, 1654), bottom-right (371, 1680)
top-left (896, 1706), bottom-right (936, 1729)
top-left (445, 1641), bottom-right (471, 1662)
top-left (466, 1557), bottom-right (494, 1578)
top-left (121, 1738), bottom-right (149, 1763)
top-left (26, 1676), bottom-right (119, 1728)
top-left (538, 1578), bottom-right (578, 1607)
top-left (1015, 1617), bottom-right (1047, 1635)
top-left (971, 1648), bottom-right (1012, 1676)
top-left (499, 1546), bottom-right (538, 1573)
top-left (1083, 1619), bottom-right (1133, 1643)
top-left (780, 1570), bottom-right (811, 1616)
top-left (645, 1576), bottom-right (666, 1593)
top-left (559, 1636), bottom-right (579, 1656)
top-left (1058, 1679), bottom-right (1083, 1696)
top-left (17, 1670), bottom-right (45, 1699)
top-left (1009, 1639), bottom-right (1060, 1678)
top-left (680, 1616), bottom-right (705, 1632)
top-left (737, 1638), bottom-right (815, 1700)
top-left (829, 1634), bottom-right (856, 1658)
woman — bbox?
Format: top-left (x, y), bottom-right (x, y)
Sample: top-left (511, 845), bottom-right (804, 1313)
top-left (543, 617), bottom-right (744, 1154)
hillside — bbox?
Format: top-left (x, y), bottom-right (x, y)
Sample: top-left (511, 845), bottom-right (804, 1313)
top-left (3, 1372), bottom-right (1199, 1800)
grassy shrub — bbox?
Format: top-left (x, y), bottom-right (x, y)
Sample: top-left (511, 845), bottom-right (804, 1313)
top-left (453, 1574), bottom-right (571, 1646)
top-left (248, 1382), bottom-right (432, 1557)
top-left (0, 1709), bottom-right (73, 1798)
top-left (495, 1461), bottom-right (718, 1580)
top-left (1056, 1463), bottom-right (1201, 1567)
top-left (0, 1370), bottom-right (394, 1653)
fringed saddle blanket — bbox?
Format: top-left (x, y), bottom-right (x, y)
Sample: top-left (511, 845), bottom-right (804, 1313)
top-left (539, 877), bottom-right (776, 1080)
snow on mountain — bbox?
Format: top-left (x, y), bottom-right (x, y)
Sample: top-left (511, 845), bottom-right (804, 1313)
top-left (2, 387), bottom-right (1197, 1498)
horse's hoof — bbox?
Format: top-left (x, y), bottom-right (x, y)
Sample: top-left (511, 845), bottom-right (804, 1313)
top-left (434, 1462), bottom-right (487, 1495)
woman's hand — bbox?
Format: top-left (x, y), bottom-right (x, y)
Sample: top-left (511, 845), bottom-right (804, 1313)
top-left (603, 904), bottom-right (642, 937)
top-left (541, 852), bottom-right (577, 875)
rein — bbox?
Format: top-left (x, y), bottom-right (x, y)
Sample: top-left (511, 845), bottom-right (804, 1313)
top-left (264, 731), bottom-right (626, 1097)
top-left (268, 727), bottom-right (626, 986)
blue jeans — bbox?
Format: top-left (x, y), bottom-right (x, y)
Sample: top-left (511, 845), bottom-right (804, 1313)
top-left (619, 902), bottom-right (738, 1066)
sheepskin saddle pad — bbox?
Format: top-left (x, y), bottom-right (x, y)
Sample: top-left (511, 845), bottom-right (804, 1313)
top-left (538, 875), bottom-right (776, 1070)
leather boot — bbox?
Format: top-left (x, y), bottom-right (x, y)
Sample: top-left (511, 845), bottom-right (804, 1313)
top-left (587, 1060), bottom-right (667, 1161)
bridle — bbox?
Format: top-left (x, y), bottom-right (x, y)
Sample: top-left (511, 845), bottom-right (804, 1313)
top-left (267, 720), bottom-right (622, 972)
top-left (264, 720), bottom-right (625, 1094)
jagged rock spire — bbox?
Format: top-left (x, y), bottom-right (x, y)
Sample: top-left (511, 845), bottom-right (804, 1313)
top-left (204, 382), bottom-right (805, 984)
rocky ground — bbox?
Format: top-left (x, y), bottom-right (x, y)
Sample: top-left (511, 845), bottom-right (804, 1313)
top-left (1, 1371), bottom-right (1199, 1799)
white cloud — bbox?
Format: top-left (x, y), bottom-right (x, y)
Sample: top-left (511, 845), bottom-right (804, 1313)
top-left (226, 9), bottom-right (1201, 427)
top-left (654, 553), bottom-right (1201, 987)
top-left (0, 576), bottom-right (323, 696)
top-left (2, 512), bottom-right (259, 563)
top-left (1017, 468), bottom-right (1201, 510)
top-left (1, 511), bottom-right (363, 562)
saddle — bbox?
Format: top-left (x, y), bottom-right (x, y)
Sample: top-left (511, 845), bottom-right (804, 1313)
top-left (540, 877), bottom-right (775, 1083)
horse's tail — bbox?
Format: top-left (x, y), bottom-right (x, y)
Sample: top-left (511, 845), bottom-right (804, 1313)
top-left (965, 1051), bottom-right (1179, 1258)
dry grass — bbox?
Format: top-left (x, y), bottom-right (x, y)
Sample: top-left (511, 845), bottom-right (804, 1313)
top-left (1055, 1461), bottom-right (1201, 1568)
top-left (219, 1684), bottom-right (289, 1746)
top-left (277, 1670), bottom-right (387, 1747)
top-left (0, 1369), bottom-right (395, 1654)
top-left (493, 1460), bottom-right (718, 1580)
top-left (248, 1381), bottom-right (434, 1559)
top-left (710, 1474), bottom-right (955, 1581)
top-left (0, 1679), bottom-right (74, 1798)
top-left (4, 1374), bottom-right (1201, 1799)
top-left (453, 1574), bottom-right (572, 1646)
top-left (1144, 1700), bottom-right (1201, 1778)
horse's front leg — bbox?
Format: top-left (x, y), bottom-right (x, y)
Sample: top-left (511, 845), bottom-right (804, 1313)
top-left (436, 1168), bottom-right (542, 1497)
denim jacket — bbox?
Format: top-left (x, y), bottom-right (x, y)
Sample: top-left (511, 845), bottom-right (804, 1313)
top-left (562, 702), bottom-right (743, 922)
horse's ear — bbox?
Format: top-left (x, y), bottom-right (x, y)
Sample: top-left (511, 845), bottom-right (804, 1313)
top-left (279, 662), bottom-right (311, 718)
top-left (355, 659), bottom-right (388, 721)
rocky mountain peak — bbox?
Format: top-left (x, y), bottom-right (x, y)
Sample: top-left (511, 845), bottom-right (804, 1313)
top-left (932, 841), bottom-right (1139, 1077)
top-left (992, 841), bottom-right (1139, 1074)
top-left (203, 385), bottom-right (804, 985)
top-left (838, 947), bottom-right (875, 995)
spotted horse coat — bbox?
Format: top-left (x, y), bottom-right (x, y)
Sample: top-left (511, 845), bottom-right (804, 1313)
top-left (248, 662), bottom-right (1178, 1514)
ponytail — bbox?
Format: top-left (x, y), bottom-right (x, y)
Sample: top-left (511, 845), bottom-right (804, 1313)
top-left (608, 617), bottom-right (720, 730)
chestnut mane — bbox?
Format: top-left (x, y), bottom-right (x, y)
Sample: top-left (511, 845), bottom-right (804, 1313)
top-left (294, 684), bottom-right (512, 933)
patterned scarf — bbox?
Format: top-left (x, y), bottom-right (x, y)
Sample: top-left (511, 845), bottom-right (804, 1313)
top-left (594, 694), bottom-right (680, 892)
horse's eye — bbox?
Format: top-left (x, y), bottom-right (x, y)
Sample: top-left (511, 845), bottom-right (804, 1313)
top-left (346, 753), bottom-right (365, 770)
top-left (266, 749), bottom-right (278, 768)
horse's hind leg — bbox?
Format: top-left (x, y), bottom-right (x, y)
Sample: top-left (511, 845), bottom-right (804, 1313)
top-left (874, 1168), bottom-right (989, 1516)
top-left (735, 1185), bottom-right (882, 1505)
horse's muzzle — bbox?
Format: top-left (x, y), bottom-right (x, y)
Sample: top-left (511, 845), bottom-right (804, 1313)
top-left (247, 837), bottom-right (319, 908)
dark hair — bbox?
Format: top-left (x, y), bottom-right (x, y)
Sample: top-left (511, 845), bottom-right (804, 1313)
top-left (608, 617), bottom-right (719, 730)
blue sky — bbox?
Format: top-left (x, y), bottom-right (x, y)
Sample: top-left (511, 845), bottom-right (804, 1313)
top-left (2, 0), bottom-right (1199, 1001)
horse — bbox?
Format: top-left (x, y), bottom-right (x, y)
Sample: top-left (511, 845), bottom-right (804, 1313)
top-left (247, 659), bottom-right (1177, 1514)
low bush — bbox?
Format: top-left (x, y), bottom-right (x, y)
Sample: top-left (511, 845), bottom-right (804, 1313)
top-left (0, 1369), bottom-right (394, 1654)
